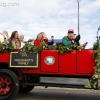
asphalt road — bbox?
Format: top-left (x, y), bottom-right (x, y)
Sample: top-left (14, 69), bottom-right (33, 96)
top-left (14, 87), bottom-right (100, 100)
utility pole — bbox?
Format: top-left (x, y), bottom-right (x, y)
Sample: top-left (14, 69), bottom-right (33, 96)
top-left (77, 0), bottom-right (80, 35)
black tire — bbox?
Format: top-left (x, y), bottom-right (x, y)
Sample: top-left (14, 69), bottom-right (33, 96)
top-left (19, 85), bottom-right (34, 93)
top-left (0, 69), bottom-right (19, 100)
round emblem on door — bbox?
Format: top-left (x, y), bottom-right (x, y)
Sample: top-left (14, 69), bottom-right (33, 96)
top-left (44, 56), bottom-right (55, 65)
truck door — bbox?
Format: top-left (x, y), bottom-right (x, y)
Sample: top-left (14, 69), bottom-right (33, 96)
top-left (59, 50), bottom-right (77, 75)
top-left (41, 50), bottom-right (59, 73)
top-left (77, 50), bottom-right (95, 74)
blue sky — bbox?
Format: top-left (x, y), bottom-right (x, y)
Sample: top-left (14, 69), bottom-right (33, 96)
top-left (0, 0), bottom-right (100, 48)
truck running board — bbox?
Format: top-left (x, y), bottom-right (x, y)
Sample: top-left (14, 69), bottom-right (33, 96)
top-left (24, 82), bottom-right (99, 90)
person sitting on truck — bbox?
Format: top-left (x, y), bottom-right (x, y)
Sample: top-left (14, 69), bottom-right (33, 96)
top-left (1, 31), bottom-right (25, 49)
top-left (62, 29), bottom-right (88, 47)
top-left (19, 34), bottom-right (25, 48)
top-left (34, 32), bottom-right (54, 46)
top-left (9, 31), bottom-right (21, 49)
top-left (34, 32), bottom-right (46, 46)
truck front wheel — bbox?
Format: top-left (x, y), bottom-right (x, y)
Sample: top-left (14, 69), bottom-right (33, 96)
top-left (0, 69), bottom-right (19, 100)
top-left (19, 85), bottom-right (34, 93)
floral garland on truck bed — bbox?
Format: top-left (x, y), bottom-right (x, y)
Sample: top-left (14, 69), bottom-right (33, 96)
top-left (0, 42), bottom-right (83, 53)
top-left (0, 45), bottom-right (14, 52)
top-left (0, 42), bottom-right (100, 89)
top-left (85, 42), bottom-right (100, 88)
top-left (21, 42), bottom-right (83, 53)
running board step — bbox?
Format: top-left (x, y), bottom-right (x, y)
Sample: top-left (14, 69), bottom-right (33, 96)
top-left (24, 82), bottom-right (98, 89)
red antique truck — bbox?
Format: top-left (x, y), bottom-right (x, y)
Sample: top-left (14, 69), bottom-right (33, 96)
top-left (0, 45), bottom-right (100, 100)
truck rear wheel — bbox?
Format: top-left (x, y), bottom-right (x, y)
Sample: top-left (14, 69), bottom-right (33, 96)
top-left (19, 86), bottom-right (34, 93)
top-left (0, 69), bottom-right (19, 100)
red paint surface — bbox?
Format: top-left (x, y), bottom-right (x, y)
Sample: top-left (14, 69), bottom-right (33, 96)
top-left (41, 50), bottom-right (59, 73)
top-left (0, 50), bottom-right (96, 76)
top-left (59, 50), bottom-right (76, 75)
top-left (77, 50), bottom-right (94, 74)
top-left (0, 52), bottom-right (10, 62)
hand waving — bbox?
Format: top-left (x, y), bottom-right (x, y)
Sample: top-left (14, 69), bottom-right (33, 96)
top-left (3, 30), bottom-right (8, 36)
top-left (0, 32), bottom-right (3, 35)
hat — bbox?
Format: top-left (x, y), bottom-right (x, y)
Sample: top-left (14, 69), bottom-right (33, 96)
top-left (68, 29), bottom-right (74, 33)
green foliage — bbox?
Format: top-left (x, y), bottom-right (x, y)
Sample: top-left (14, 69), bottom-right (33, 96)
top-left (93, 42), bottom-right (99, 50)
top-left (52, 44), bottom-right (83, 53)
top-left (0, 45), bottom-right (14, 52)
top-left (85, 42), bottom-right (100, 88)
top-left (21, 42), bottom-right (83, 54)
top-left (22, 42), bottom-right (48, 53)
top-left (0, 42), bottom-right (83, 53)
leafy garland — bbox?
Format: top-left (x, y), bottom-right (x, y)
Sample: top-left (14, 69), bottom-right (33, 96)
top-left (52, 43), bottom-right (83, 53)
top-left (0, 45), bottom-right (14, 52)
top-left (85, 42), bottom-right (100, 88)
top-left (0, 42), bottom-right (83, 53)
top-left (0, 42), bottom-right (100, 89)
top-left (21, 42), bottom-right (83, 53)
top-left (21, 42), bottom-right (48, 53)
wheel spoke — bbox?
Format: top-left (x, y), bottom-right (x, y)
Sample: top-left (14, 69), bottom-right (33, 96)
top-left (6, 82), bottom-right (11, 85)
top-left (0, 77), bottom-right (1, 81)
top-left (0, 88), bottom-right (3, 93)
top-left (0, 77), bottom-right (4, 82)
top-left (3, 89), bottom-right (7, 95)
top-left (5, 78), bottom-right (8, 82)
top-left (7, 86), bottom-right (10, 91)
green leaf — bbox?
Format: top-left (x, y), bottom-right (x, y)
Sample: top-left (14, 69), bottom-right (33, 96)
top-left (94, 74), bottom-right (98, 79)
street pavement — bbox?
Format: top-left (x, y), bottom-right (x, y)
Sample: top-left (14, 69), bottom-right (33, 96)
top-left (14, 77), bottom-right (100, 100)
top-left (14, 87), bottom-right (100, 100)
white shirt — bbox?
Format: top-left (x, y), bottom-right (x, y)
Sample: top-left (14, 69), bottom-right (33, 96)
top-left (20, 41), bottom-right (25, 49)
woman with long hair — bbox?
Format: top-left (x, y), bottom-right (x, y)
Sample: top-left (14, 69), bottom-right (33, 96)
top-left (10, 31), bottom-right (20, 49)
top-left (34, 32), bottom-right (48, 46)
top-left (34, 32), bottom-right (54, 46)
